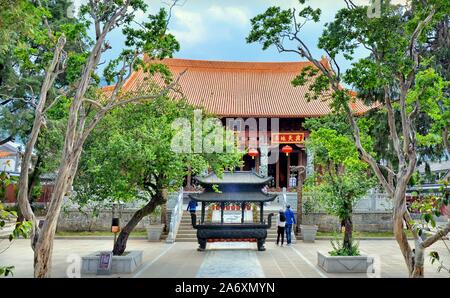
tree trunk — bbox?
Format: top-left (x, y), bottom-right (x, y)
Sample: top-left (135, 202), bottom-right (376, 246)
top-left (33, 229), bottom-right (55, 278)
top-left (32, 155), bottom-right (74, 277)
top-left (16, 35), bottom-right (66, 258)
top-left (412, 241), bottom-right (425, 278)
top-left (113, 190), bottom-right (165, 256)
top-left (342, 216), bottom-right (353, 250)
top-left (392, 184), bottom-right (415, 276)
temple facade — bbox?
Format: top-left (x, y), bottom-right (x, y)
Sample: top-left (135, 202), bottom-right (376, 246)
top-left (109, 58), bottom-right (371, 190)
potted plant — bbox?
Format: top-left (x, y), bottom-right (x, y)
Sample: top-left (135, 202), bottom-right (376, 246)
top-left (146, 206), bottom-right (164, 241)
top-left (299, 192), bottom-right (319, 242)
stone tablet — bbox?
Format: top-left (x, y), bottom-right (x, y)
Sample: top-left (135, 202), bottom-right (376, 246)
top-left (96, 251), bottom-right (113, 275)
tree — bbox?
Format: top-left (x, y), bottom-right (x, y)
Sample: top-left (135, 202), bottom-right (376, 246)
top-left (16, 0), bottom-right (184, 277)
top-left (247, 0), bottom-right (450, 277)
top-left (1, 1), bottom-right (88, 223)
top-left (303, 115), bottom-right (375, 253)
top-left (74, 95), bottom-right (243, 255)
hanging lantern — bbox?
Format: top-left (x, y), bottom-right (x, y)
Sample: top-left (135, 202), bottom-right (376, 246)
top-left (248, 148), bottom-right (259, 159)
top-left (281, 145), bottom-right (293, 156)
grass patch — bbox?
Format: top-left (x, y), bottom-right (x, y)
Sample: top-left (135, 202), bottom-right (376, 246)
top-left (55, 231), bottom-right (148, 237)
top-left (316, 231), bottom-right (414, 238)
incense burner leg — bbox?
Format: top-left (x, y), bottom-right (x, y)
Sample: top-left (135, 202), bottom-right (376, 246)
top-left (197, 238), bottom-right (207, 251)
top-left (257, 238), bottom-right (266, 251)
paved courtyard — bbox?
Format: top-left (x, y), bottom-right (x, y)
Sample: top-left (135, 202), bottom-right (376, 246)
top-left (1, 239), bottom-right (449, 278)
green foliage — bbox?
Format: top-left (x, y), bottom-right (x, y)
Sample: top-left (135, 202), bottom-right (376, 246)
top-left (73, 95), bottom-right (242, 206)
top-left (410, 182), bottom-right (449, 234)
top-left (302, 194), bottom-right (320, 214)
top-left (0, 0), bottom-right (90, 144)
top-left (329, 234), bottom-right (360, 256)
top-left (0, 171), bottom-right (14, 201)
top-left (303, 116), bottom-right (375, 246)
top-left (246, 6), bottom-right (294, 51)
top-left (0, 266), bottom-right (14, 277)
top-left (407, 68), bottom-right (449, 147)
top-left (429, 250), bottom-right (450, 274)
top-left (103, 7), bottom-right (179, 85)
top-left (247, 0), bottom-right (450, 165)
top-left (0, 196), bottom-right (32, 276)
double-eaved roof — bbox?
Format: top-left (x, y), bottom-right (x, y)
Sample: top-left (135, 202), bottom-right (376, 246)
top-left (104, 58), bottom-right (372, 118)
top-left (195, 171), bottom-right (273, 185)
top-left (189, 171), bottom-right (277, 202)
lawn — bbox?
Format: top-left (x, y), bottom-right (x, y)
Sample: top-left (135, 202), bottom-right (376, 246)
top-left (55, 231), bottom-right (148, 237)
top-left (316, 231), bottom-right (414, 238)
top-left (54, 230), bottom-right (413, 238)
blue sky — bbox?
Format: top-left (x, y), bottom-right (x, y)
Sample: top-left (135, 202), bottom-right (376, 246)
top-left (100, 0), bottom-right (370, 68)
top-left (72, 0), bottom-right (404, 84)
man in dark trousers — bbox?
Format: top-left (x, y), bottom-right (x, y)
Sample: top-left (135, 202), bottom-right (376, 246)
top-left (284, 205), bottom-right (296, 245)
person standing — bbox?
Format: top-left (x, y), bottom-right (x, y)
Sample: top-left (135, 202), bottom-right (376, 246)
top-left (276, 209), bottom-right (286, 246)
top-left (187, 199), bottom-right (198, 215)
top-left (284, 205), bottom-right (296, 245)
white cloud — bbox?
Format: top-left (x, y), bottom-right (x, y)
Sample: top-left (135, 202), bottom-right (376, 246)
top-left (168, 4), bottom-right (250, 47)
top-left (169, 10), bottom-right (207, 45)
top-left (352, 0), bottom-right (409, 6)
top-left (207, 5), bottom-right (249, 27)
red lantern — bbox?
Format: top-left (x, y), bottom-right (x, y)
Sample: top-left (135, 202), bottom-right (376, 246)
top-left (281, 145), bottom-right (293, 156)
top-left (248, 148), bottom-right (259, 159)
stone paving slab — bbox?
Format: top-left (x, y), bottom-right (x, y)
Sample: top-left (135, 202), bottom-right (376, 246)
top-left (195, 242), bottom-right (264, 278)
top-left (0, 239), bottom-right (449, 278)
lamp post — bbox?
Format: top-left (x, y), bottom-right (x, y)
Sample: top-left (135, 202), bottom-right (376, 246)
top-left (111, 201), bottom-right (124, 246)
top-left (290, 165), bottom-right (305, 235)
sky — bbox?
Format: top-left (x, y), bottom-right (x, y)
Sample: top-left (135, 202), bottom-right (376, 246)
top-left (72, 0), bottom-right (408, 83)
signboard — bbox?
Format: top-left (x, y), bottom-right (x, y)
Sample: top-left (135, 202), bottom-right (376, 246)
top-left (97, 251), bottom-right (113, 275)
top-left (271, 132), bottom-right (306, 144)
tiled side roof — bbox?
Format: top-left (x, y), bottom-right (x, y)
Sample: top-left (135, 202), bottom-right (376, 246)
top-left (104, 58), bottom-right (372, 117)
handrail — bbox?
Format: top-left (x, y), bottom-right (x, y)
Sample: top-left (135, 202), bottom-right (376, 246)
top-left (282, 187), bottom-right (287, 207)
top-left (166, 187), bottom-right (184, 243)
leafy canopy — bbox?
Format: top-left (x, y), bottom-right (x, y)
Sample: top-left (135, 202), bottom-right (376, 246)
top-left (303, 116), bottom-right (376, 220)
top-left (73, 95), bottom-right (243, 207)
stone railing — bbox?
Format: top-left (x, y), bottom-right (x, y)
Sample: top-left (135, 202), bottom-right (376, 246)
top-left (166, 187), bottom-right (184, 243)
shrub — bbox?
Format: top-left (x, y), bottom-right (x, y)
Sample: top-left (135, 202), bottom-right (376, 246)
top-left (329, 234), bottom-right (360, 256)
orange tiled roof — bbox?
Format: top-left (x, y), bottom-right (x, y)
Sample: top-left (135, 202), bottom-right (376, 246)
top-left (106, 58), bottom-right (372, 118)
top-left (0, 151), bottom-right (13, 158)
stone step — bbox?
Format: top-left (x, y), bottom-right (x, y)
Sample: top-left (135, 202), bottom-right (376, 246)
top-left (179, 223), bottom-right (280, 227)
top-left (175, 238), bottom-right (283, 242)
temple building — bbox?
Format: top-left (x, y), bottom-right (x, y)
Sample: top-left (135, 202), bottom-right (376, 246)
top-left (106, 58), bottom-right (371, 190)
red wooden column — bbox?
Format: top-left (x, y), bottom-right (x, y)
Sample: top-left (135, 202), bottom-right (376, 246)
top-left (255, 154), bottom-right (260, 173)
top-left (276, 155), bottom-right (280, 189)
top-left (287, 154), bottom-right (291, 188)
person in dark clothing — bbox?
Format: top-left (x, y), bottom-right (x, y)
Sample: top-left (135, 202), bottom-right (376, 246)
top-left (187, 199), bottom-right (198, 214)
top-left (276, 209), bottom-right (286, 246)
